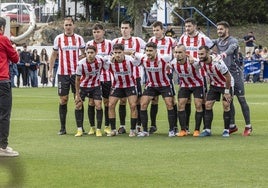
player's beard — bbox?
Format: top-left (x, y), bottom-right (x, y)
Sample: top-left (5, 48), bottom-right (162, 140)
top-left (201, 56), bottom-right (208, 62)
top-left (218, 32), bottom-right (226, 38)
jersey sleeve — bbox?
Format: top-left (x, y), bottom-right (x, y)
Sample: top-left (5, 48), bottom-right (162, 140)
top-left (79, 35), bottom-right (86, 49)
top-left (53, 35), bottom-right (60, 51)
top-left (76, 60), bottom-right (84, 76)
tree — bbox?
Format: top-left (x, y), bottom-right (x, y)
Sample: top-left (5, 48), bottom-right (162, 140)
top-left (61, 0), bottom-right (66, 18)
top-left (186, 0), bottom-right (268, 25)
top-left (111, 0), bottom-right (157, 37)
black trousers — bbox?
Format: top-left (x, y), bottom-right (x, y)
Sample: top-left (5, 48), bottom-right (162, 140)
top-left (0, 82), bottom-right (12, 149)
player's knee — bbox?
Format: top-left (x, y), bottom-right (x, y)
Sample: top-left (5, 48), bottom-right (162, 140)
top-left (238, 96), bottom-right (249, 109)
top-left (223, 101), bottom-right (230, 111)
top-left (120, 98), bottom-right (127, 105)
top-left (205, 101), bottom-right (213, 110)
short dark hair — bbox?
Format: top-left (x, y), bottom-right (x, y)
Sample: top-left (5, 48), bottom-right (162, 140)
top-left (86, 45), bottom-right (97, 52)
top-left (152, 21), bottom-right (164, 29)
top-left (92, 23), bottom-right (104, 30)
top-left (146, 42), bottom-right (157, 49)
top-left (113, 43), bottom-right (124, 51)
top-left (217, 21), bottom-right (230, 28)
top-left (176, 44), bottom-right (186, 51)
top-left (0, 17), bottom-right (6, 27)
top-left (64, 16), bottom-right (74, 24)
top-left (121, 20), bottom-right (132, 28)
top-left (185, 18), bottom-right (197, 25)
top-left (199, 45), bottom-right (210, 52)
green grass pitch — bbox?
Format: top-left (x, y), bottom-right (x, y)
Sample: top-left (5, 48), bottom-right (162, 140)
top-left (0, 83), bottom-right (268, 187)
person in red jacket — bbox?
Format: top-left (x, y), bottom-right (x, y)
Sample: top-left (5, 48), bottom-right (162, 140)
top-left (0, 17), bottom-right (20, 157)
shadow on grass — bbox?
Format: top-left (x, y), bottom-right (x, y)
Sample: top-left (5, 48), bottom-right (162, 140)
top-left (0, 157), bottom-right (25, 188)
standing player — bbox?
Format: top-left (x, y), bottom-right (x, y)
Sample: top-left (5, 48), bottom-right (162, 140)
top-left (213, 21), bottom-right (252, 136)
top-left (198, 46), bottom-right (233, 137)
top-left (107, 44), bottom-right (139, 137)
top-left (112, 20), bottom-right (146, 134)
top-left (74, 45), bottom-right (105, 137)
top-left (86, 23), bottom-right (112, 135)
top-left (134, 42), bottom-right (176, 137)
top-left (147, 21), bottom-right (177, 134)
top-left (178, 18), bottom-right (215, 134)
top-left (171, 44), bottom-right (204, 137)
top-left (49, 16), bottom-right (86, 135)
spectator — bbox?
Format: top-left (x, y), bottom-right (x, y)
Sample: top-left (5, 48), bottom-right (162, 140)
top-left (252, 48), bottom-right (262, 83)
top-left (261, 47), bottom-right (268, 61)
top-left (244, 52), bottom-right (253, 82)
top-left (39, 48), bottom-right (49, 87)
top-left (244, 31), bottom-right (256, 55)
top-left (29, 49), bottom-right (39, 87)
top-left (20, 44), bottom-right (31, 87)
top-left (9, 62), bottom-right (18, 88)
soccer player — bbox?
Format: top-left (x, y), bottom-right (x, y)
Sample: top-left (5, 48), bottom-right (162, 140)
top-left (213, 21), bottom-right (252, 136)
top-left (178, 18), bottom-right (215, 134)
top-left (107, 43), bottom-right (139, 137)
top-left (74, 45), bottom-right (106, 137)
top-left (198, 45), bottom-right (233, 137)
top-left (112, 20), bottom-right (146, 134)
top-left (86, 23), bottom-right (112, 135)
top-left (134, 42), bottom-right (176, 137)
top-left (0, 17), bottom-right (20, 157)
top-left (148, 21), bottom-right (177, 134)
top-left (171, 44), bottom-right (204, 137)
top-left (48, 16), bottom-right (86, 135)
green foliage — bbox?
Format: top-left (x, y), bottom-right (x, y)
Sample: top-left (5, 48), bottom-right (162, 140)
top-left (1, 84), bottom-right (268, 187)
top-left (180, 0), bottom-right (268, 25)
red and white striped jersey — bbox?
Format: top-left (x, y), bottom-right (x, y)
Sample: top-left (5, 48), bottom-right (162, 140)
top-left (86, 39), bottom-right (112, 82)
top-left (178, 32), bottom-right (214, 58)
top-left (76, 55), bottom-right (105, 88)
top-left (108, 55), bottom-right (139, 88)
top-left (200, 54), bottom-right (234, 88)
top-left (170, 58), bottom-right (203, 88)
top-left (53, 33), bottom-right (85, 75)
top-left (148, 36), bottom-right (176, 56)
top-left (136, 53), bottom-right (172, 87)
top-left (112, 37), bottom-right (146, 79)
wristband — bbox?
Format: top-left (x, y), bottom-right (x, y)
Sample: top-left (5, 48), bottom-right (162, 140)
top-left (224, 89), bottom-right (230, 94)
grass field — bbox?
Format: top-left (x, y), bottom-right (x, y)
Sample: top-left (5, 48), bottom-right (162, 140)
top-left (0, 83), bottom-right (268, 188)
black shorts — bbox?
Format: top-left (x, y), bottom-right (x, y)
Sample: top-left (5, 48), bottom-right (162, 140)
top-left (101, 81), bottom-right (112, 99)
top-left (231, 70), bottom-right (245, 96)
top-left (80, 86), bottom-right (102, 101)
top-left (178, 86), bottom-right (204, 99)
top-left (136, 77), bottom-right (142, 98)
top-left (206, 85), bottom-right (233, 101)
top-left (143, 86), bottom-right (173, 98)
top-left (58, 75), bottom-right (76, 96)
top-left (110, 86), bottom-right (137, 98)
